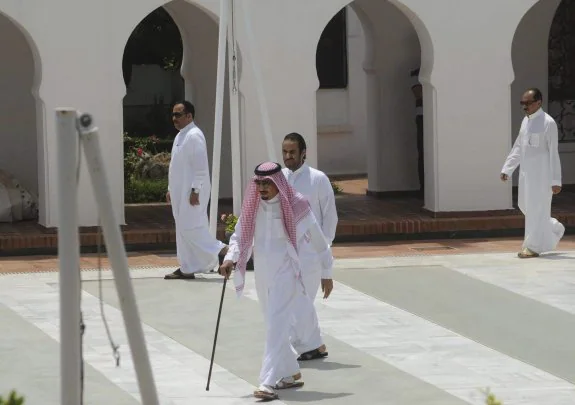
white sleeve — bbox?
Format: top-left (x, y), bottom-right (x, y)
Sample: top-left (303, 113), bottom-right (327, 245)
top-left (307, 217), bottom-right (334, 279)
top-left (501, 133), bottom-right (522, 176)
top-left (185, 132), bottom-right (209, 190)
top-left (547, 120), bottom-right (562, 187)
top-left (224, 217), bottom-right (242, 263)
top-left (317, 174), bottom-right (338, 245)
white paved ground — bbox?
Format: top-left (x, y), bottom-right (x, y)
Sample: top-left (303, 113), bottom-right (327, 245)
top-left (2, 251), bottom-right (575, 404)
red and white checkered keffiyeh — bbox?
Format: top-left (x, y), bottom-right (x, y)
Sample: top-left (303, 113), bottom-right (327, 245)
top-left (234, 162), bottom-right (311, 295)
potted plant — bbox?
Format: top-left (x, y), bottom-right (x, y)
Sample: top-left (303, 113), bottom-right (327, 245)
top-left (220, 213), bottom-right (254, 270)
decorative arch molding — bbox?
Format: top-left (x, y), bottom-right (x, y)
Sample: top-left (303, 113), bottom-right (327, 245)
top-left (0, 9), bottom-right (44, 215)
top-left (310, 0), bottom-right (435, 84)
top-left (0, 10), bottom-right (42, 93)
top-left (114, 0), bottom-right (219, 67)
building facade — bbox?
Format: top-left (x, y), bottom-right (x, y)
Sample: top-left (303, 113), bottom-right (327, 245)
top-left (0, 0), bottom-right (572, 227)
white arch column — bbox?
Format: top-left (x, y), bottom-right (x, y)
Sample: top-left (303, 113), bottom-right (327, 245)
top-left (511, 0), bottom-right (562, 186)
top-left (363, 65), bottom-right (383, 192)
top-left (399, 0), bottom-right (539, 212)
top-left (167, 2), bottom-right (234, 199)
top-left (233, 1), bottom-right (321, 186)
top-left (37, 42), bottom-right (126, 227)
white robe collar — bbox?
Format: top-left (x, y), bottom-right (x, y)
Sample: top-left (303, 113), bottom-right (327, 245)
top-left (261, 194), bottom-right (280, 206)
top-left (528, 108), bottom-right (544, 120)
top-left (287, 163), bottom-right (309, 179)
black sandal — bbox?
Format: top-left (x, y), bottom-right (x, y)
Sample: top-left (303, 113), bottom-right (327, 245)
top-left (297, 348), bottom-right (328, 361)
top-left (164, 269), bottom-right (196, 280)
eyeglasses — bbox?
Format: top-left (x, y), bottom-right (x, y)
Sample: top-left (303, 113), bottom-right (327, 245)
top-left (171, 112), bottom-right (188, 118)
top-left (520, 100), bottom-right (538, 106)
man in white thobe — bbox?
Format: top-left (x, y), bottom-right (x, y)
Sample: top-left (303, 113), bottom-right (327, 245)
top-left (219, 162), bottom-right (333, 401)
top-left (501, 88), bottom-right (564, 258)
top-left (281, 132), bottom-right (337, 361)
top-left (165, 101), bottom-right (227, 279)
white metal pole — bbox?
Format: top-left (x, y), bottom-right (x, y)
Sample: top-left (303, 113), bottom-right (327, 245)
top-left (209, 0), bottom-right (231, 237)
top-left (56, 108), bottom-right (82, 405)
top-left (241, 0), bottom-right (278, 162)
top-left (77, 114), bottom-right (160, 405)
top-left (227, 0), bottom-right (242, 214)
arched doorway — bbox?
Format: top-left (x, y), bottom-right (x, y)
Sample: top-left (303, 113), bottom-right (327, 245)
top-left (0, 12), bottom-right (42, 222)
top-left (315, 0), bottom-right (425, 200)
top-left (512, 0), bottom-right (575, 187)
top-left (121, 0), bottom-right (233, 205)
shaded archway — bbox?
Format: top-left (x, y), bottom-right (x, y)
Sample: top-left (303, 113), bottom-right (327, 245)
top-left (0, 12), bottom-right (42, 222)
top-left (122, 6), bottom-right (184, 139)
top-left (121, 0), bottom-right (233, 205)
top-left (315, 0), bottom-right (426, 199)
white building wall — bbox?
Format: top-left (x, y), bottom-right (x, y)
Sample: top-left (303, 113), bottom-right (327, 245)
top-left (1, 0), bottom-right (572, 226)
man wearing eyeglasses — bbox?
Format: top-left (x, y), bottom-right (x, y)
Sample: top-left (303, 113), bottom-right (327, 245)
top-left (501, 88), bottom-right (564, 258)
top-left (164, 101), bottom-right (228, 279)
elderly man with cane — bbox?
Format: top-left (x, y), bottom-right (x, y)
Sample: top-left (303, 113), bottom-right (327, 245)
top-left (217, 162), bottom-right (333, 401)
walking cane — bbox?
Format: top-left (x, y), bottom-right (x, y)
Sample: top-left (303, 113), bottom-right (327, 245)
top-left (206, 275), bottom-right (228, 391)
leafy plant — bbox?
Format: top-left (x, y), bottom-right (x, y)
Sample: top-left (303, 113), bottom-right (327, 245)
top-left (220, 213), bottom-right (239, 235)
top-left (330, 181), bottom-right (343, 195)
top-left (0, 391), bottom-right (25, 405)
top-left (125, 178), bottom-right (169, 203)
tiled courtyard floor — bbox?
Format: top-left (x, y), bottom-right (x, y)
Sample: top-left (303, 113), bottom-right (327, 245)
top-left (2, 245), bottom-right (575, 404)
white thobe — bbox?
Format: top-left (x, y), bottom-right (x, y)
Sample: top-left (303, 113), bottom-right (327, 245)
top-left (501, 108), bottom-right (564, 254)
top-left (224, 195), bottom-right (332, 386)
top-left (168, 122), bottom-right (225, 274)
top-left (283, 164), bottom-right (338, 354)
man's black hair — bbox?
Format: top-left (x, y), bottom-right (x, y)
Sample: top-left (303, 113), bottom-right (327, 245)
top-left (526, 88), bottom-right (543, 102)
top-left (283, 132), bottom-right (307, 153)
top-left (174, 100), bottom-right (195, 118)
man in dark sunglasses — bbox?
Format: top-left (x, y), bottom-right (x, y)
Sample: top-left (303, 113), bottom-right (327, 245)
top-left (501, 88), bottom-right (564, 259)
top-left (165, 101), bottom-right (228, 279)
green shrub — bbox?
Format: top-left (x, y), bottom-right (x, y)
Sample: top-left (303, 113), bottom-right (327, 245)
top-left (0, 391), bottom-right (25, 405)
top-left (123, 134), bottom-right (173, 155)
top-left (125, 178), bottom-right (169, 203)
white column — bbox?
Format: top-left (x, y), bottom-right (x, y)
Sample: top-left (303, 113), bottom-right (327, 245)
top-left (38, 51), bottom-right (126, 227)
top-left (510, 0), bottom-right (562, 186)
top-left (396, 0), bottom-right (538, 212)
top-left (363, 66), bottom-right (382, 192)
top-left (234, 1), bottom-right (320, 179)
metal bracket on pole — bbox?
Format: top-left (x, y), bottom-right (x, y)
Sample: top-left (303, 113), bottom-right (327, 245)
top-left (56, 110), bottom-right (160, 405)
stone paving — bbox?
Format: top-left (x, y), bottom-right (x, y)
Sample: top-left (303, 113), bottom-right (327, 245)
top-left (2, 240), bottom-right (575, 404)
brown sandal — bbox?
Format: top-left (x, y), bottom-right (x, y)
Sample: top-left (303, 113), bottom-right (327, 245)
top-left (518, 248), bottom-right (539, 259)
top-left (254, 386), bottom-right (279, 401)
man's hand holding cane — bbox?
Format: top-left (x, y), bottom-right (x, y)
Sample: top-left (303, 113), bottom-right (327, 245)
top-left (219, 260), bottom-right (234, 280)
